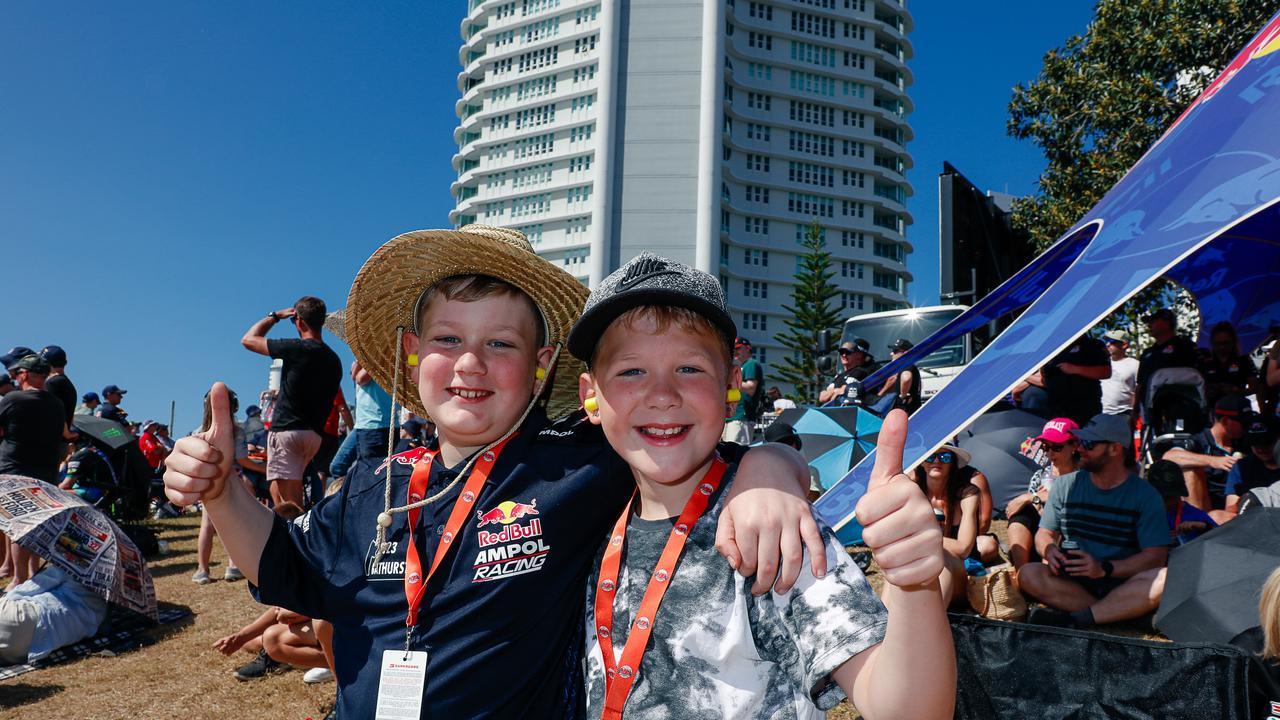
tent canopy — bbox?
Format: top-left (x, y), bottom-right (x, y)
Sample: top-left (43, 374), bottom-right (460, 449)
top-left (818, 14), bottom-right (1280, 536)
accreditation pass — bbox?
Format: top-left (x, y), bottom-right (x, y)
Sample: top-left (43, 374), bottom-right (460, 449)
top-left (376, 649), bottom-right (428, 719)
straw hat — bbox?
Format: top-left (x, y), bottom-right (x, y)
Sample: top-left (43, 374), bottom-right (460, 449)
top-left (345, 224), bottom-right (589, 420)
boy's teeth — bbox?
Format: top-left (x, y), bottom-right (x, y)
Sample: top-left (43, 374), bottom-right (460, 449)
top-left (641, 427), bottom-right (683, 437)
top-left (454, 389), bottom-right (487, 399)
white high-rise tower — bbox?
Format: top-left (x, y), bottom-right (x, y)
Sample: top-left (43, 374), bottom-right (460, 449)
top-left (451, 0), bottom-right (913, 369)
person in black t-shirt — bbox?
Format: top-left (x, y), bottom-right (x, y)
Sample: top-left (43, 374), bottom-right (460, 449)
top-left (1136, 308), bottom-right (1201, 411)
top-left (1040, 334), bottom-right (1112, 426)
top-left (819, 338), bottom-right (876, 406)
top-left (1199, 321), bottom-right (1262, 410)
top-left (241, 295), bottom-right (342, 507)
top-left (39, 344), bottom-right (77, 430)
top-left (0, 354), bottom-right (68, 589)
top-left (875, 339), bottom-right (922, 414)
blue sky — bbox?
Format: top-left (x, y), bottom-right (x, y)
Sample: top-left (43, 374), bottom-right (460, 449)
top-left (0, 1), bottom-right (1097, 432)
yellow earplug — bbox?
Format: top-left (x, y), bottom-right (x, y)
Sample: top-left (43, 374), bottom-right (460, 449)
top-left (407, 354), bottom-right (418, 367)
top-left (726, 388), bottom-right (742, 403)
top-left (583, 397), bottom-right (599, 413)
top-left (535, 367), bottom-right (547, 380)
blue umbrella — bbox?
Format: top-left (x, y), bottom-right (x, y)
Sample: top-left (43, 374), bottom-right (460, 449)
top-left (776, 407), bottom-right (881, 544)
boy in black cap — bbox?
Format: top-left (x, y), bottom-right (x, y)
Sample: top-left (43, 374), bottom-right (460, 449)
top-left (1146, 459), bottom-right (1216, 544)
top-left (569, 253), bottom-right (954, 720)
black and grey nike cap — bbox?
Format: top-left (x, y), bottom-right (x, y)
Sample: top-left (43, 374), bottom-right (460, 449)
top-left (566, 252), bottom-right (738, 362)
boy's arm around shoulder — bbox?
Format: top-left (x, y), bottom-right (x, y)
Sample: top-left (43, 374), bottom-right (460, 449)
top-left (717, 442), bottom-right (828, 595)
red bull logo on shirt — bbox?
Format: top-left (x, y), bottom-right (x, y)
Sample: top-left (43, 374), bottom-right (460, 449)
top-left (374, 446), bottom-right (431, 477)
top-left (473, 498), bottom-right (550, 582)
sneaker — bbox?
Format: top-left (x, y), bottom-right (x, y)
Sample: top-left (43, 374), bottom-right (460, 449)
top-left (223, 566), bottom-right (245, 582)
top-left (1027, 606), bottom-right (1075, 628)
top-left (303, 667), bottom-right (334, 684)
top-left (233, 650), bottom-right (282, 681)
top-left (191, 569), bottom-right (213, 585)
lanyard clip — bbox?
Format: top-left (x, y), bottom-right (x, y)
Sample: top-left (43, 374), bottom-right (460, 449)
top-left (404, 625), bottom-right (413, 659)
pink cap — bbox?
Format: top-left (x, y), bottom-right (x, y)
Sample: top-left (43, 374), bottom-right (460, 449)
top-left (1035, 417), bottom-right (1079, 444)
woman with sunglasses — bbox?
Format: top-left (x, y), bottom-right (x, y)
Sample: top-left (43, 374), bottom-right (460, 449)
top-left (914, 444), bottom-right (980, 604)
top-left (1006, 418), bottom-right (1080, 569)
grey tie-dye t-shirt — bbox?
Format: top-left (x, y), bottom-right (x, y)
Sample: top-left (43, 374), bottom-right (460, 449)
top-left (584, 469), bottom-right (888, 719)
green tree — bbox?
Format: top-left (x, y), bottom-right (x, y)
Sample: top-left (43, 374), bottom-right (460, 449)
top-left (1007, 0), bottom-right (1277, 344)
top-left (772, 219), bottom-right (843, 404)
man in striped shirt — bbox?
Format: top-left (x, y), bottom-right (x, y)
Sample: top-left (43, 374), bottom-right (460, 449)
top-left (1018, 414), bottom-right (1168, 629)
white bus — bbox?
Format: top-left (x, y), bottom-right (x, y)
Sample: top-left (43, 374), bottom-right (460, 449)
top-left (841, 305), bottom-right (976, 401)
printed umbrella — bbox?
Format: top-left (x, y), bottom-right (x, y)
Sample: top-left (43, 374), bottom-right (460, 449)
top-left (1154, 508), bottom-right (1280, 646)
top-left (0, 474), bottom-right (157, 621)
top-left (71, 415), bottom-right (135, 451)
top-left (776, 406), bottom-right (881, 544)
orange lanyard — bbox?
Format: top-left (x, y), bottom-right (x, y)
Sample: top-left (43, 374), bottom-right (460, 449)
top-left (402, 436), bottom-right (513, 645)
top-left (594, 458), bottom-right (728, 720)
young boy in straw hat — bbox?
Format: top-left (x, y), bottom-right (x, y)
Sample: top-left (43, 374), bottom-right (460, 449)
top-left (164, 226), bottom-right (825, 719)
top-left (568, 254), bottom-right (954, 719)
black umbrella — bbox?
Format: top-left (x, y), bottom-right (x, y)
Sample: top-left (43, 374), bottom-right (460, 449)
top-left (954, 437), bottom-right (1041, 511)
top-left (1155, 508), bottom-right (1280, 646)
top-left (965, 408), bottom-right (1048, 438)
top-left (957, 409), bottom-right (1048, 511)
top-left (73, 415), bottom-right (134, 450)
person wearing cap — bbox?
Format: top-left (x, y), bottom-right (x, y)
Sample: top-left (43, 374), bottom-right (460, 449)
top-left (723, 336), bottom-right (764, 444)
top-left (1145, 459), bottom-right (1217, 545)
top-left (0, 373), bottom-right (14, 398)
top-left (1223, 414), bottom-right (1280, 516)
top-left (818, 338), bottom-right (875, 405)
top-left (572, 252), bottom-right (954, 720)
top-left (0, 354), bottom-right (68, 589)
top-left (1101, 330), bottom-right (1140, 419)
top-left (1136, 307), bottom-right (1200, 413)
top-left (1021, 413), bottom-right (1168, 629)
top-left (95, 384), bottom-right (129, 425)
top-left (1005, 418), bottom-right (1081, 569)
top-left (162, 227), bottom-right (824, 720)
top-left (38, 345), bottom-right (77, 431)
top-left (1199, 320), bottom-right (1262, 411)
top-left (240, 296), bottom-right (343, 507)
top-left (0, 347), bottom-right (35, 371)
top-left (872, 339), bottom-right (921, 414)
top-left (1163, 394), bottom-right (1250, 519)
top-left (138, 420), bottom-right (170, 470)
top-left (75, 391), bottom-right (99, 416)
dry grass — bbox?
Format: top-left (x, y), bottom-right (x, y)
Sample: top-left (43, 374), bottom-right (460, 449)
top-left (1, 514), bottom-right (333, 720)
top-left (2, 517), bottom-right (1164, 720)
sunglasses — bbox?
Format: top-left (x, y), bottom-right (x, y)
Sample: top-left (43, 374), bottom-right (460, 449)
top-left (1043, 441), bottom-right (1074, 452)
top-left (924, 451), bottom-right (955, 464)
top-left (1078, 439), bottom-right (1111, 451)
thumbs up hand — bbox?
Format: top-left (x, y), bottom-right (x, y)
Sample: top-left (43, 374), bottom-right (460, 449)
top-left (164, 382), bottom-right (236, 507)
top-left (854, 410), bottom-right (944, 589)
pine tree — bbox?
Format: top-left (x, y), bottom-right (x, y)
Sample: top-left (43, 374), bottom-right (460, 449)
top-left (772, 219), bottom-right (843, 404)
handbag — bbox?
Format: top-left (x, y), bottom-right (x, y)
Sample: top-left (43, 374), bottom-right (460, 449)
top-left (966, 563), bottom-right (1028, 622)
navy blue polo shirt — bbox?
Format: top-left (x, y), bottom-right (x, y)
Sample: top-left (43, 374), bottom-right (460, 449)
top-left (252, 409), bottom-right (633, 719)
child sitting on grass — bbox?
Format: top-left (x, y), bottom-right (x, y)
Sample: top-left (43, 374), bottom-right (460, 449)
top-left (567, 254), bottom-right (955, 719)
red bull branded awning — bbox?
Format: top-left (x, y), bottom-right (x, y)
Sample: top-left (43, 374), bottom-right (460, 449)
top-left (819, 12), bottom-right (1280, 543)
